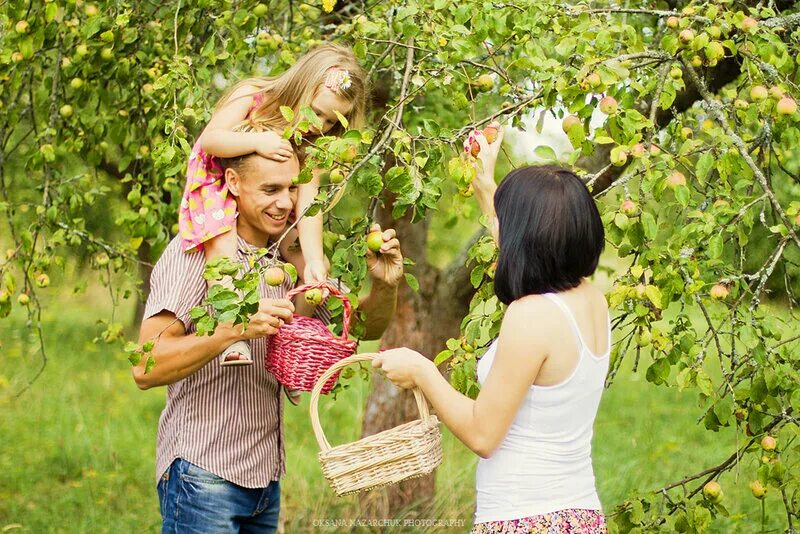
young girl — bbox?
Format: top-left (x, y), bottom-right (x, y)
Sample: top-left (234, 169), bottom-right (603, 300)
top-left (179, 44), bottom-right (367, 366)
top-left (373, 126), bottom-right (610, 533)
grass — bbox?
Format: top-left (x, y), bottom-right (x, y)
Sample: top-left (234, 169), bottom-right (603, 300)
top-left (0, 284), bottom-right (792, 532)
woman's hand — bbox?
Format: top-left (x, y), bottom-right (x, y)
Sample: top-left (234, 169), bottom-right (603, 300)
top-left (252, 131), bottom-right (294, 162)
top-left (372, 347), bottom-right (432, 389)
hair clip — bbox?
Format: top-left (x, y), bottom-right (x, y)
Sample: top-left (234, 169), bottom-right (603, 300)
top-left (324, 69), bottom-right (352, 93)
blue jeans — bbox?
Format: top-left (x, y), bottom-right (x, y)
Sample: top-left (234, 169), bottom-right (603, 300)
top-left (157, 458), bottom-right (281, 533)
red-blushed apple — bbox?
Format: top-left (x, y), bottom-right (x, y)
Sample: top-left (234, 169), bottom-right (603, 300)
top-left (776, 97), bottom-right (797, 116)
top-left (750, 85), bottom-right (769, 102)
top-left (630, 143), bottom-right (646, 158)
top-left (761, 435), bottom-right (777, 451)
top-left (599, 96), bottom-right (618, 115)
top-left (679, 29), bottom-right (695, 44)
top-left (17, 293), bottom-right (30, 306)
top-left (620, 199), bottom-right (638, 216)
top-left (476, 74), bottom-right (494, 92)
top-left (666, 171), bottom-right (687, 188)
top-left (741, 17), bottom-right (758, 33)
top-left (769, 86), bottom-right (785, 100)
top-left (483, 125), bottom-right (499, 143)
top-left (710, 283), bottom-right (729, 299)
top-left (666, 16), bottom-right (680, 28)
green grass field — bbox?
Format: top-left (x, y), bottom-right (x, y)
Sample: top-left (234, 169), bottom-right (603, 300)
top-left (0, 287), bottom-right (790, 533)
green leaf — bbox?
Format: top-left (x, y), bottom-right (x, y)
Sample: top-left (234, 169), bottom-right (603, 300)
top-left (695, 153), bottom-right (714, 184)
top-left (675, 185), bottom-right (690, 207)
top-left (534, 145), bottom-right (557, 161)
top-left (404, 273), bottom-right (420, 292)
top-left (645, 285), bottom-right (662, 309)
top-left (641, 212), bottom-right (657, 240)
top-left (696, 369), bottom-right (714, 396)
top-left (434, 350), bottom-right (453, 365)
top-left (708, 234), bottom-right (723, 259)
top-left (333, 110), bottom-right (349, 129)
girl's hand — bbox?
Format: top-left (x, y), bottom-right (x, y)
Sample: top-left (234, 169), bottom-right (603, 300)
top-left (253, 131), bottom-right (294, 162)
top-left (303, 258), bottom-right (329, 287)
top-left (472, 121), bottom-right (504, 186)
top-left (372, 347), bottom-right (431, 389)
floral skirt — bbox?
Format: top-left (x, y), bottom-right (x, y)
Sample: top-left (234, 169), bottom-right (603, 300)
top-left (471, 509), bottom-right (607, 534)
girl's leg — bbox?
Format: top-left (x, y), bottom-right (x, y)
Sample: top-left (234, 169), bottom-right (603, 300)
top-left (205, 228), bottom-right (253, 366)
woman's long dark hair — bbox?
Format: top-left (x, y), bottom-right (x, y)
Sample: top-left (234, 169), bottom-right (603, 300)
top-left (493, 165), bottom-right (605, 305)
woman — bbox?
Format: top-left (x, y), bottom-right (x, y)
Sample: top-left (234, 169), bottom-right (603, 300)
top-left (373, 124), bottom-right (610, 533)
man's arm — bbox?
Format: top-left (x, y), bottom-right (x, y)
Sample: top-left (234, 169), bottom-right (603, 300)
top-left (132, 312), bottom-right (240, 390)
top-left (133, 298), bottom-right (295, 389)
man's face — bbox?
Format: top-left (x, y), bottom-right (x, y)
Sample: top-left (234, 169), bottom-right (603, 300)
top-left (226, 154), bottom-right (299, 243)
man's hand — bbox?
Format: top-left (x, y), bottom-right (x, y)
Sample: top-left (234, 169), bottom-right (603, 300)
top-left (365, 224), bottom-right (403, 287)
top-left (238, 298), bottom-right (295, 339)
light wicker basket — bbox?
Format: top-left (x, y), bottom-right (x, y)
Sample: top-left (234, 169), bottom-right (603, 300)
top-left (310, 353), bottom-right (443, 497)
top-left (266, 281), bottom-right (357, 393)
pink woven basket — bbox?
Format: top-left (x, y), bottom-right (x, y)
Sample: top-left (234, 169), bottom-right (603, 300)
top-left (266, 281), bottom-right (357, 394)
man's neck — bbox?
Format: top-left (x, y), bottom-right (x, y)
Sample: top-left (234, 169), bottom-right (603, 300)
top-left (236, 225), bottom-right (271, 249)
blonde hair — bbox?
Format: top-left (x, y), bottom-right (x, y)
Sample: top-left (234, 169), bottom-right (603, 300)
top-left (216, 43), bottom-right (368, 137)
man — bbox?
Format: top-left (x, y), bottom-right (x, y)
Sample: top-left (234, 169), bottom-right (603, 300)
top-left (133, 147), bottom-right (403, 532)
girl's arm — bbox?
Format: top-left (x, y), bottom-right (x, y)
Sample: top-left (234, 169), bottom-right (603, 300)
top-left (373, 296), bottom-right (553, 458)
top-left (198, 85), bottom-right (293, 161)
top-left (296, 169), bottom-right (326, 284)
top-left (471, 122), bottom-right (505, 219)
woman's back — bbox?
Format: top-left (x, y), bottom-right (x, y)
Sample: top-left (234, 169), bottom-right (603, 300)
top-left (474, 282), bottom-right (610, 523)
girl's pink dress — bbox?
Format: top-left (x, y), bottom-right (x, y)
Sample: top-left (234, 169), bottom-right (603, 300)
top-left (178, 92), bottom-right (265, 252)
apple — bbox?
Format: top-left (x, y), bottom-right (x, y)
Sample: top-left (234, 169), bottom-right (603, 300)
top-left (776, 97), bottom-right (797, 116)
top-left (483, 125), bottom-right (499, 143)
top-left (682, 6), bottom-right (695, 15)
top-left (366, 230), bottom-right (384, 253)
top-left (681, 126), bottom-right (693, 139)
top-left (666, 16), bottom-right (680, 29)
top-left (669, 66), bottom-right (683, 79)
top-left (635, 283), bottom-right (647, 299)
top-left (76, 44), bottom-right (89, 57)
top-left (139, 145), bottom-right (150, 157)
top-left (690, 55), bottom-right (703, 68)
top-left (11, 52), bottom-right (24, 63)
top-left (70, 78), bottom-right (84, 89)
top-left (635, 329), bottom-right (652, 347)
top-left (586, 72), bottom-right (602, 88)
top-left (620, 199), bottom-right (638, 216)
top-left (761, 435), bottom-right (777, 451)
top-left (15, 20), bottom-right (30, 34)
top-left (5, 249), bottom-right (15, 260)
top-left (598, 95), bottom-right (618, 115)
top-left (339, 144), bottom-right (357, 163)
top-left (749, 480), bottom-right (767, 499)
top-left (100, 30), bottom-right (114, 42)
top-left (650, 144), bottom-right (661, 155)
top-left (329, 168), bottom-right (345, 184)
top-left (264, 267), bottom-right (285, 287)
top-left (679, 29), bottom-right (695, 44)
top-left (95, 252), bottom-right (110, 266)
top-left (562, 115), bottom-right (581, 133)
top-left (710, 283), bottom-right (729, 299)
top-left (59, 104), bottom-right (73, 118)
top-left (705, 41), bottom-right (725, 62)
top-left (769, 86), bottom-right (785, 100)
top-left (85, 4), bottom-right (99, 16)
top-left (101, 47), bottom-right (113, 60)
top-left (630, 143), bottom-right (646, 158)
top-left (253, 3), bottom-right (268, 16)
top-left (476, 74), bottom-right (494, 92)
top-left (666, 171), bottom-right (687, 189)
top-left (304, 288), bottom-right (323, 305)
top-left (610, 150), bottom-right (628, 167)
top-left (741, 17), bottom-right (758, 33)
top-left (142, 83), bottom-right (154, 94)
top-left (17, 293), bottom-right (30, 306)
top-left (734, 99), bottom-right (749, 110)
top-left (750, 85), bottom-right (769, 102)
top-left (703, 481), bottom-right (723, 502)
top-left (734, 407), bottom-right (748, 421)
top-left (708, 26), bottom-right (721, 39)
top-left (35, 274), bottom-right (50, 288)
top-left (702, 119), bottom-right (714, 131)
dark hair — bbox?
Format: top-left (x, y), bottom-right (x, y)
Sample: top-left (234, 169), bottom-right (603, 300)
top-left (493, 165), bottom-right (604, 305)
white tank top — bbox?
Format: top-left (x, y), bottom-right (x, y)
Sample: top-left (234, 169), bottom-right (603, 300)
top-left (474, 292), bottom-right (610, 523)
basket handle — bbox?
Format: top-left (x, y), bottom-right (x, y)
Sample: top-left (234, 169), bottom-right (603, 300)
top-left (309, 352), bottom-right (433, 452)
top-left (286, 281), bottom-right (352, 340)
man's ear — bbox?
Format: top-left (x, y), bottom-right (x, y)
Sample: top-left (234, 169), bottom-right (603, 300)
top-left (225, 167), bottom-right (241, 197)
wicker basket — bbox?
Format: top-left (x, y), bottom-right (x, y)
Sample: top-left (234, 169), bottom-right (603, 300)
top-left (266, 281), bottom-right (357, 394)
top-left (310, 353), bottom-right (443, 496)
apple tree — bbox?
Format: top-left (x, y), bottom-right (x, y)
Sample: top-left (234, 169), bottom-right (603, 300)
top-left (1, 0), bottom-right (798, 530)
